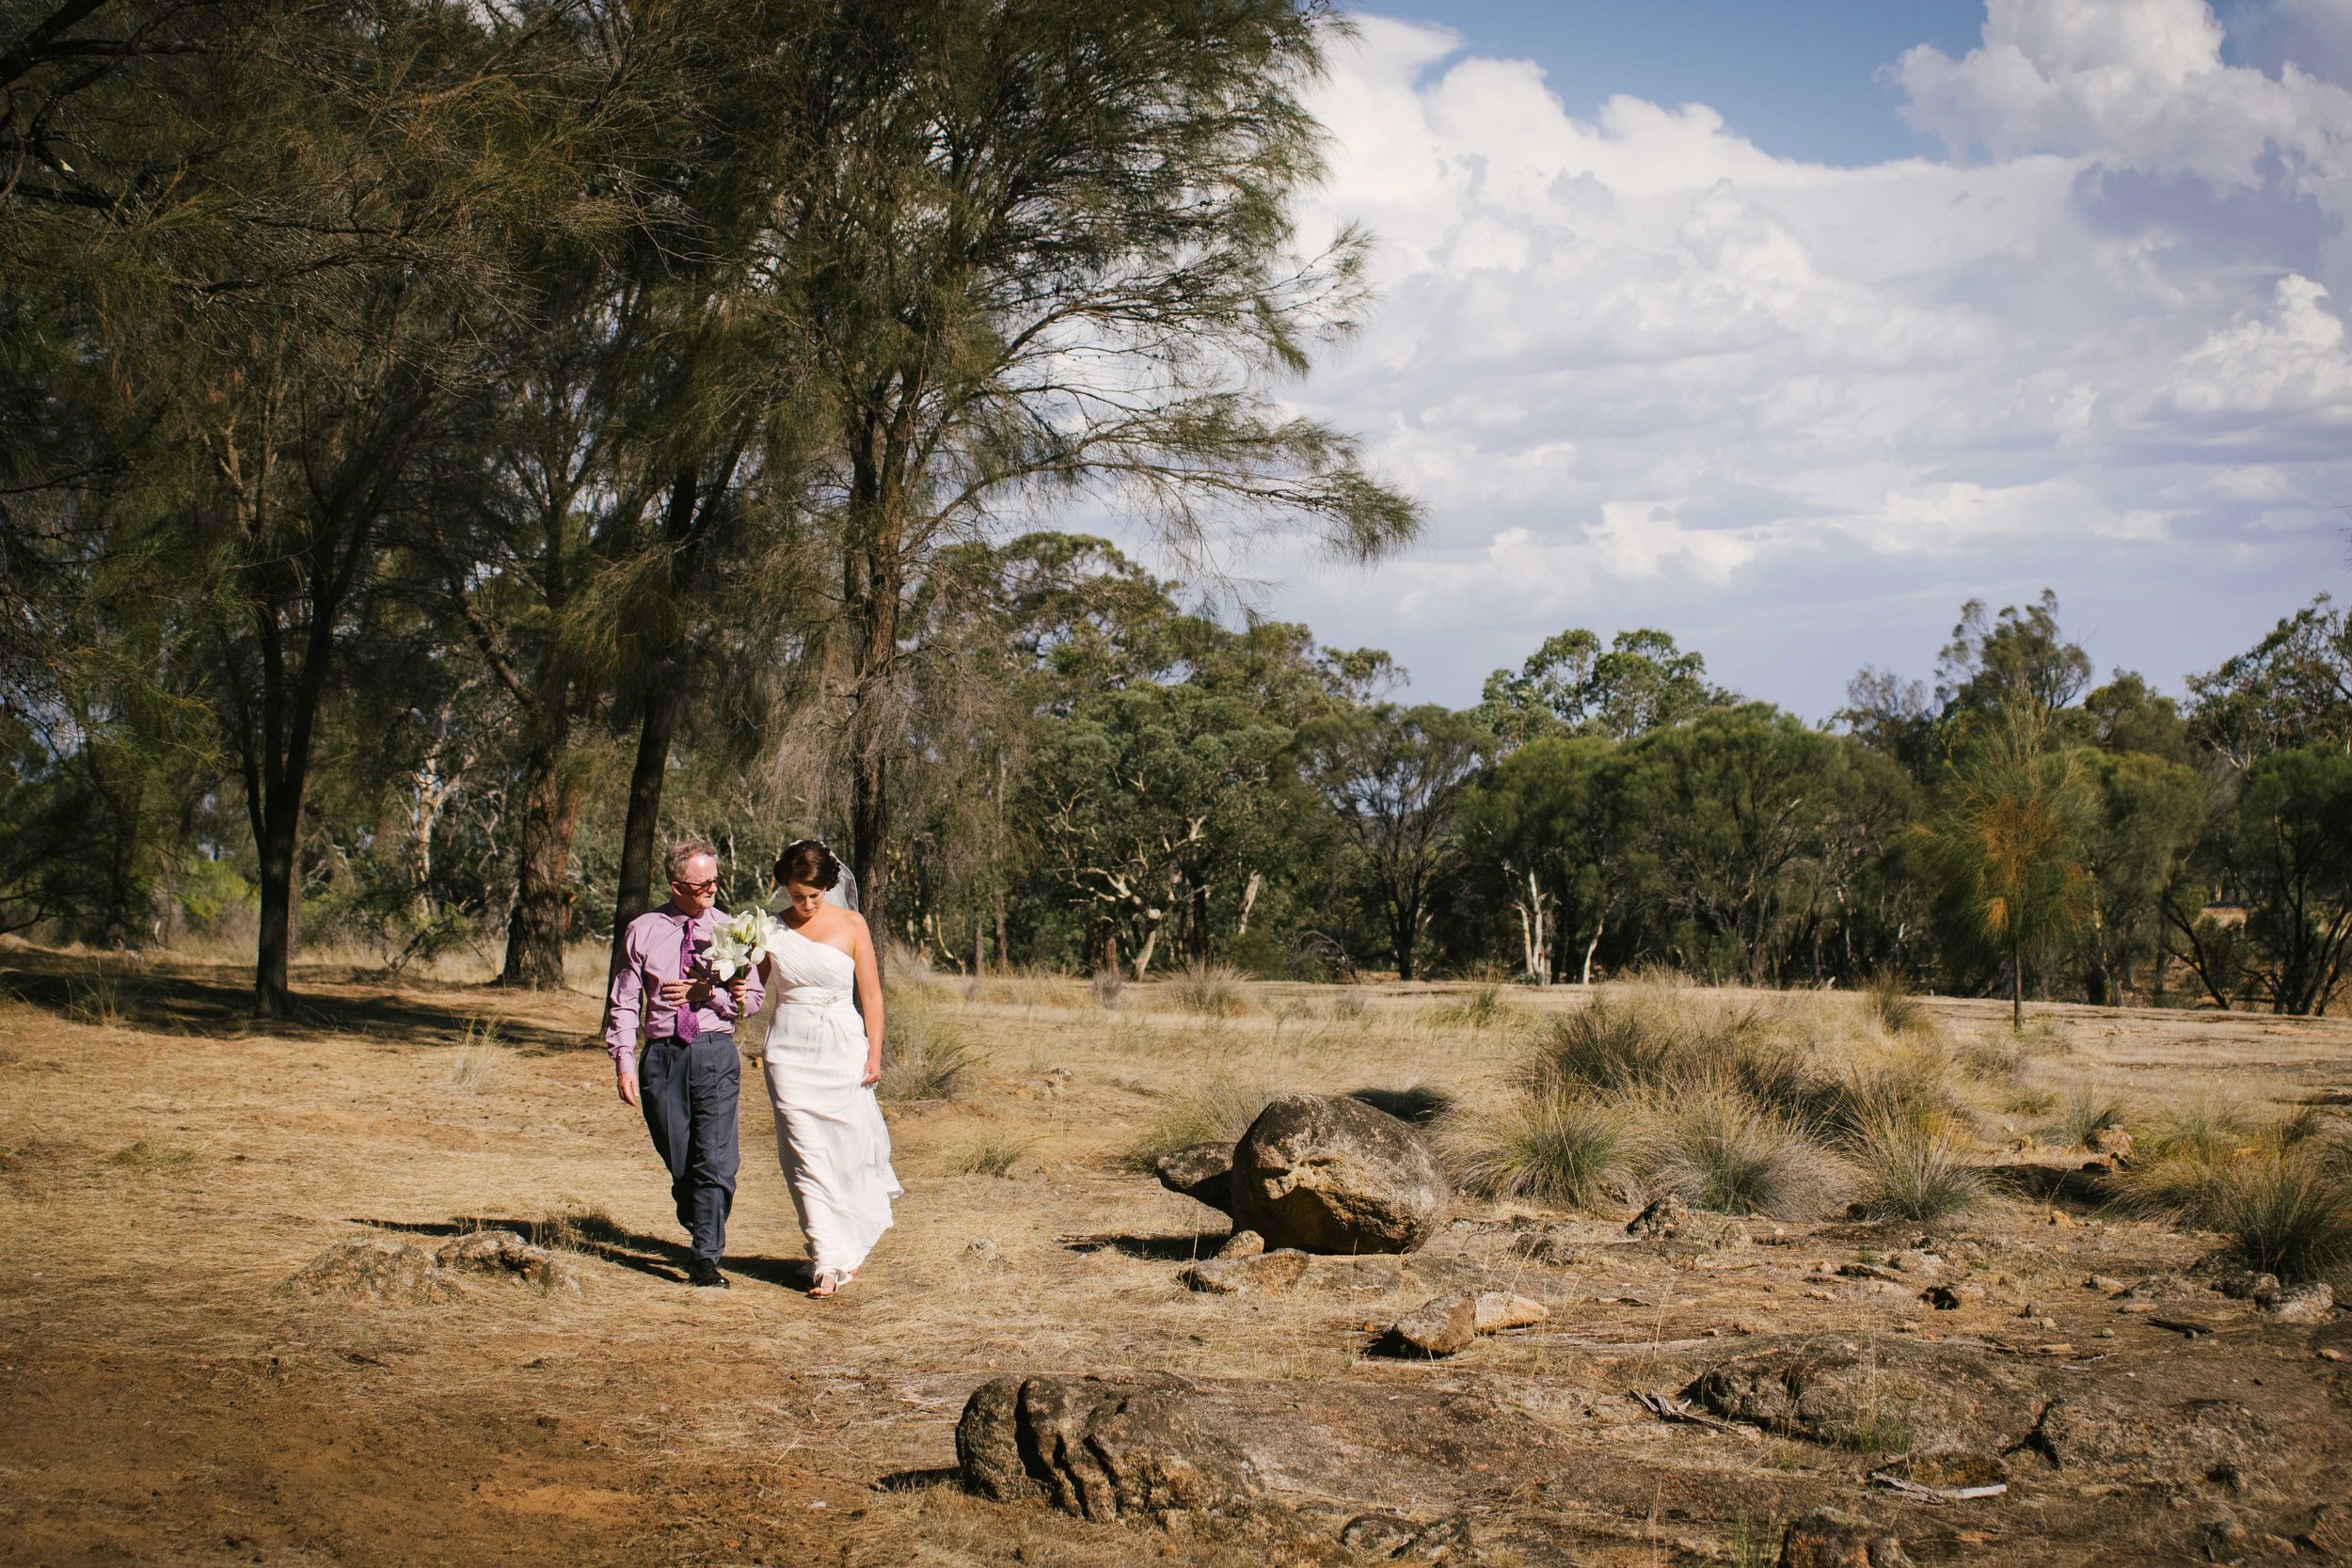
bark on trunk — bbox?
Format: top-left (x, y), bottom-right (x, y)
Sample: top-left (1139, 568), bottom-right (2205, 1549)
top-left (253, 800), bottom-right (300, 1018)
top-left (605, 679), bottom-right (684, 1018)
top-left (501, 727), bottom-right (580, 989)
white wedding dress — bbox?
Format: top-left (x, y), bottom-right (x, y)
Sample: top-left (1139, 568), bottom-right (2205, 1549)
top-left (759, 925), bottom-right (900, 1277)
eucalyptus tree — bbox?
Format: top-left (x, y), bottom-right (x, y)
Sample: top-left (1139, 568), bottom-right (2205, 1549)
top-left (767, 0), bottom-right (1420, 934)
top-left (1473, 627), bottom-right (1729, 748)
top-left (1297, 703), bottom-right (1487, 980)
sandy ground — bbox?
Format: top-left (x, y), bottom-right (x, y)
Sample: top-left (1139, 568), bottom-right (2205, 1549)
top-left (2, 943), bottom-right (2348, 1567)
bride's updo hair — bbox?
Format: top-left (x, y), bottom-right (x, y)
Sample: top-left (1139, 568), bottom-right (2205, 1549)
top-left (774, 839), bottom-right (841, 892)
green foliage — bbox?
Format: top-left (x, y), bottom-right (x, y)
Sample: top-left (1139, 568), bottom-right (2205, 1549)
top-left (2170, 745), bottom-right (2352, 1015)
top-left (1916, 705), bottom-right (2093, 1026)
top-left (1473, 627), bottom-right (1731, 746)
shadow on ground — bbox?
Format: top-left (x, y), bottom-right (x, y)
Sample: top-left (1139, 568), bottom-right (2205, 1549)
top-left (2, 950), bottom-right (593, 1053)
top-left (357, 1214), bottom-right (813, 1291)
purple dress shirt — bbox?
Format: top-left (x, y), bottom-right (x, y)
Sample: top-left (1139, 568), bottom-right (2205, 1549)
top-left (605, 904), bottom-right (766, 1074)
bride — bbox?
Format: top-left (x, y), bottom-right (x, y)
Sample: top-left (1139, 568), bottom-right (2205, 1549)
top-left (754, 840), bottom-right (900, 1297)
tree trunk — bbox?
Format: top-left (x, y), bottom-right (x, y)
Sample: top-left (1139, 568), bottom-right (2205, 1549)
top-left (1581, 920), bottom-right (1602, 987)
top-left (2010, 939), bottom-right (2025, 1032)
top-left (253, 796), bottom-right (300, 1018)
top-left (501, 725), bottom-right (580, 989)
top-left (605, 679), bottom-right (684, 1019)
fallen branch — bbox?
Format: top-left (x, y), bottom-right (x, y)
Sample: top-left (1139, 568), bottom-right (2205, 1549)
top-left (1869, 1470), bottom-right (2008, 1503)
top-left (1627, 1389), bottom-right (1742, 1434)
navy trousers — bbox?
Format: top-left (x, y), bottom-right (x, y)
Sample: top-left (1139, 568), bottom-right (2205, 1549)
top-left (637, 1032), bottom-right (740, 1261)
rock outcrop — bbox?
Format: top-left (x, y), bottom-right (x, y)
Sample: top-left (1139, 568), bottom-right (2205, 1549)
top-left (1226, 1093), bottom-right (1448, 1255)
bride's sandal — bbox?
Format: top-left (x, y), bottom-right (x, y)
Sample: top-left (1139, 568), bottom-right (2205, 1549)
top-left (808, 1269), bottom-right (843, 1298)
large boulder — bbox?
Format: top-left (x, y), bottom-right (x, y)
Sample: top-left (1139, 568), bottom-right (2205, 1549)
top-left (1226, 1093), bottom-right (1449, 1255)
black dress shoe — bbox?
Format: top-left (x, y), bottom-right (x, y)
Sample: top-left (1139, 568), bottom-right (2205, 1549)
top-left (686, 1257), bottom-right (729, 1289)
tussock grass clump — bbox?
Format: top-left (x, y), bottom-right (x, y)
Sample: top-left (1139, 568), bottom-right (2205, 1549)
top-left (1165, 962), bottom-right (1250, 1018)
top-left (65, 972), bottom-right (139, 1028)
top-left (445, 1018), bottom-right (504, 1093)
top-left (1520, 997), bottom-right (1681, 1096)
top-left (2114, 1125), bottom-right (2352, 1282)
top-left (1832, 1046), bottom-right (1963, 1140)
top-left (1089, 967), bottom-right (1124, 1008)
top-left (2051, 1090), bottom-right (2130, 1149)
top-left (2144, 1098), bottom-right (2250, 1163)
top-left (946, 1132), bottom-right (1036, 1179)
top-left (1444, 1098), bottom-right (1630, 1210)
top-left (1121, 1076), bottom-right (1279, 1171)
top-left (1644, 1080), bottom-right (1837, 1218)
top-left (2206, 1154), bottom-right (2352, 1282)
top-left (879, 995), bottom-right (977, 1102)
top-left (1430, 984), bottom-right (1517, 1030)
top-left (1851, 1115), bottom-right (1983, 1221)
top-left (1863, 973), bottom-right (1931, 1036)
top-left (1324, 991), bottom-right (1369, 1022)
top-left (109, 1137), bottom-right (197, 1171)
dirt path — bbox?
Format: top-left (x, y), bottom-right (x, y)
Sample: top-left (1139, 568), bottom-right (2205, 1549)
top-left (4, 949), bottom-right (2349, 1566)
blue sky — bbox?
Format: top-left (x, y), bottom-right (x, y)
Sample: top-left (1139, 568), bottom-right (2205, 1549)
top-left (1414, 2), bottom-right (1985, 164)
top-left (1234, 0), bottom-right (2352, 719)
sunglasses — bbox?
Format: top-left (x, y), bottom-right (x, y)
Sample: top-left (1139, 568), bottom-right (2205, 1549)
top-left (670, 877), bottom-right (720, 895)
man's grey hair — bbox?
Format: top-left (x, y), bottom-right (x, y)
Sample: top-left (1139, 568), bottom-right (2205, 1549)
top-left (665, 839), bottom-right (719, 880)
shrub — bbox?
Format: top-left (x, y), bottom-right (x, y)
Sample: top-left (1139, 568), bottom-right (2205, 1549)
top-left (2051, 1090), bottom-right (2129, 1149)
top-left (1166, 961), bottom-right (1249, 1018)
top-left (1851, 1115), bottom-right (1983, 1222)
top-left (1089, 967), bottom-right (1124, 1007)
top-left (1644, 1080), bottom-right (1836, 1218)
top-left (445, 1018), bottom-right (504, 1093)
top-left (1444, 1098), bottom-right (1630, 1210)
top-left (879, 996), bottom-right (977, 1102)
top-left (2144, 1099), bottom-right (2250, 1163)
top-left (1864, 973), bottom-right (1930, 1036)
top-left (1832, 1047), bottom-right (1960, 1140)
top-left (1431, 984), bottom-right (1515, 1030)
top-left (1521, 998), bottom-right (1679, 1096)
top-left (2207, 1153), bottom-right (2352, 1283)
top-left (946, 1132), bottom-right (1036, 1179)
top-left (1121, 1076), bottom-right (1279, 1171)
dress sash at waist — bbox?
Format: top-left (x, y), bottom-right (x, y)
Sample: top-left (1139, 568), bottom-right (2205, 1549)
top-left (776, 987), bottom-right (853, 1009)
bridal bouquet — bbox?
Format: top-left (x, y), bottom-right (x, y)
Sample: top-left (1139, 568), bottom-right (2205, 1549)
top-left (706, 908), bottom-right (786, 981)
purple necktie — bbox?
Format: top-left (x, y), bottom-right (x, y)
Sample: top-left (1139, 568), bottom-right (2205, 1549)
top-left (675, 916), bottom-right (700, 1043)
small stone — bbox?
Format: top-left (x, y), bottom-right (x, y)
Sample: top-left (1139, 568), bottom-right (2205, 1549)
top-left (2319, 1347), bottom-right (2345, 1362)
top-left (1471, 1291), bottom-right (1549, 1333)
top-left (2086, 1275), bottom-right (2125, 1294)
top-left (1178, 1248), bottom-right (1310, 1295)
top-left (966, 1235), bottom-right (999, 1260)
top-left (1922, 1282), bottom-right (1985, 1310)
top-left (2219, 1269), bottom-right (2280, 1301)
top-left (2087, 1125), bottom-right (2132, 1159)
top-left (2261, 1281), bottom-right (2333, 1323)
top-left (1627, 1194), bottom-right (1688, 1239)
top-left (1391, 1294), bottom-right (1478, 1357)
top-left (1891, 1250), bottom-right (1943, 1276)
top-left (2033, 1343), bottom-right (2077, 1356)
top-left (1777, 1508), bottom-right (1916, 1568)
top-left (1216, 1229), bottom-right (1264, 1260)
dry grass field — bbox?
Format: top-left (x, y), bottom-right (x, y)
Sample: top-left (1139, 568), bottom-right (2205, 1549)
top-left (3, 940), bottom-right (2349, 1567)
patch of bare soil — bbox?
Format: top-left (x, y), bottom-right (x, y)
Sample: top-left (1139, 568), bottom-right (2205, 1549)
top-left (2, 946), bottom-right (2348, 1566)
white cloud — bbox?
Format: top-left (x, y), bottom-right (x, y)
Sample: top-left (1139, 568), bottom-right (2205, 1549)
top-left (1267, 2), bottom-right (2352, 712)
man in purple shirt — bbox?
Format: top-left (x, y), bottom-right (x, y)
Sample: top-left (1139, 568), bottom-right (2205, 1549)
top-left (607, 839), bottom-right (765, 1288)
